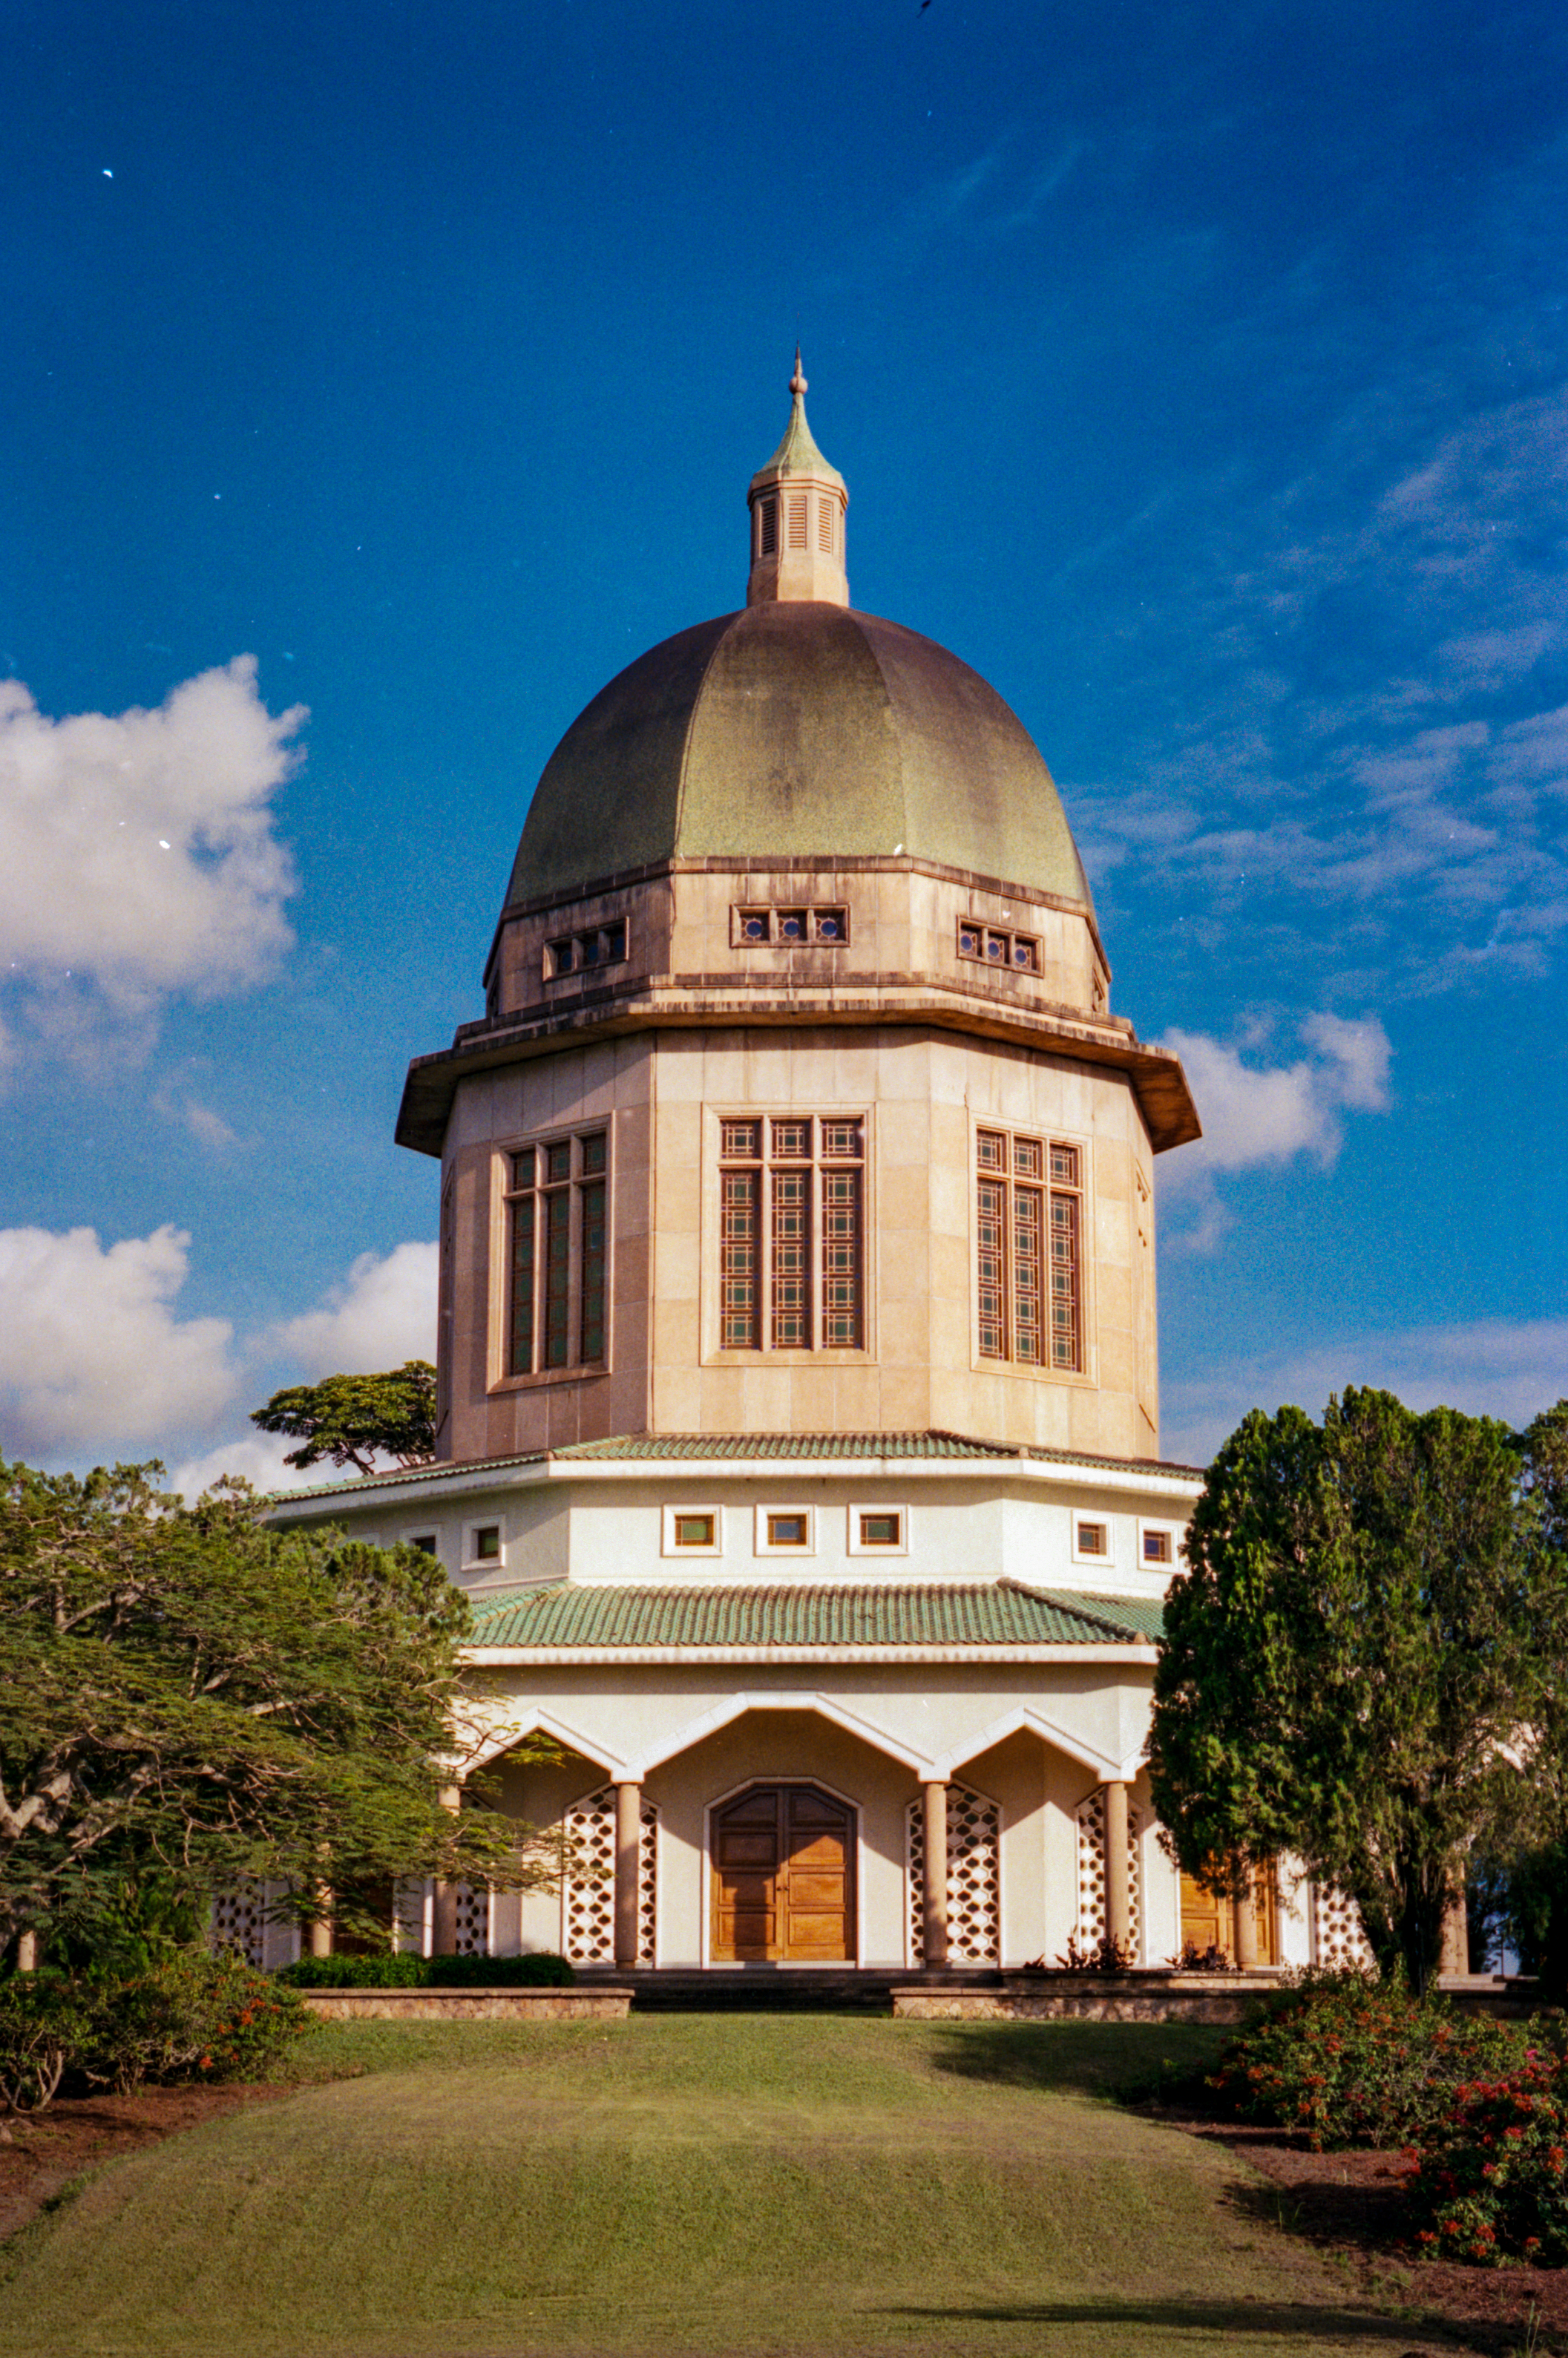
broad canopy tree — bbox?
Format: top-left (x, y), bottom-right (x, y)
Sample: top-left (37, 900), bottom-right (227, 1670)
top-left (0, 1456), bottom-right (548, 1963)
top-left (1148, 1387), bottom-right (1560, 1993)
top-left (250, 1361), bottom-right (437, 1478)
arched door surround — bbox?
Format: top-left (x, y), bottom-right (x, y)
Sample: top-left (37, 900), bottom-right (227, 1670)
top-left (710, 1782), bottom-right (856, 1963)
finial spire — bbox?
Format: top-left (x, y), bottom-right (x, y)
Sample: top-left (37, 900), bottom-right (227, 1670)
top-left (746, 353), bottom-right (850, 608)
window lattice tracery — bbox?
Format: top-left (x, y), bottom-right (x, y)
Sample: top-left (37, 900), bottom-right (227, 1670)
top-left (977, 1128), bottom-right (1083, 1372)
top-left (718, 1115), bottom-right (865, 1352)
top-left (1312, 1884), bottom-right (1374, 1970)
top-left (560, 1785), bottom-right (658, 1966)
top-left (905, 1784), bottom-right (1001, 1966)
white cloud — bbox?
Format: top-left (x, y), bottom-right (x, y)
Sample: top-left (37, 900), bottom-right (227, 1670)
top-left (183, 1099), bottom-right (240, 1152)
top-left (0, 658), bottom-right (304, 1061)
top-left (167, 1430), bottom-right (317, 1504)
top-left (0, 1224), bottom-right (238, 1458)
top-left (269, 1241), bottom-right (438, 1376)
top-left (1161, 1316), bottom-right (1568, 1469)
top-left (1156, 1014), bottom-right (1392, 1251)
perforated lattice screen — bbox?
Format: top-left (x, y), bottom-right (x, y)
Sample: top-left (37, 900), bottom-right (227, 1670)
top-left (211, 1882), bottom-right (269, 1968)
top-left (561, 1786), bottom-right (657, 1965)
top-left (906, 1784), bottom-right (1001, 1966)
top-left (1312, 1884), bottom-right (1374, 1969)
top-left (1075, 1789), bottom-right (1143, 1952)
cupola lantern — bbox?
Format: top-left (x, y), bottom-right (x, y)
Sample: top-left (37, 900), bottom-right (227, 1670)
top-left (746, 350), bottom-right (849, 606)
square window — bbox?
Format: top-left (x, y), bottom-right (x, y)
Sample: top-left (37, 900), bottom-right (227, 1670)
top-left (770, 1118), bottom-right (810, 1160)
top-left (1075, 1520), bottom-right (1108, 1558)
top-left (662, 1504), bottom-right (723, 1556)
top-left (721, 1120), bottom-right (760, 1159)
top-left (985, 931), bottom-right (1008, 962)
top-left (756, 1505), bottom-right (815, 1554)
top-left (977, 1130), bottom-right (1006, 1172)
top-left (860, 1513), bottom-right (900, 1546)
top-left (1011, 937), bottom-right (1038, 971)
top-left (815, 907), bottom-right (847, 942)
top-left (580, 1131), bottom-right (608, 1176)
top-left (820, 1118), bottom-right (862, 1159)
top-left (407, 1533), bottom-right (438, 1556)
top-left (739, 909), bottom-right (770, 943)
top-left (603, 920), bottom-right (627, 961)
top-left (959, 923), bottom-right (983, 958)
top-left (1142, 1527), bottom-right (1175, 1565)
top-left (1050, 1143), bottom-right (1080, 1188)
top-left (545, 1142), bottom-right (571, 1184)
top-left (1013, 1136), bottom-right (1043, 1180)
top-left (550, 937), bottom-right (576, 975)
top-left (510, 1147), bottom-right (535, 1189)
top-left (778, 909), bottom-right (808, 942)
top-left (472, 1524), bottom-right (501, 1562)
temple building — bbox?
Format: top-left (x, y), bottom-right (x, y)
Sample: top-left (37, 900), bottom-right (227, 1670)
top-left (261, 362), bottom-right (1342, 1979)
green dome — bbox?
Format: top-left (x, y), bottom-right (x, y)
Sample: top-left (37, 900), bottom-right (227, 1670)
top-left (506, 601), bottom-right (1093, 912)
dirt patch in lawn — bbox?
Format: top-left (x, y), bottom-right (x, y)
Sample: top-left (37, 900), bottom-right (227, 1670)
top-left (1154, 2109), bottom-right (1568, 2356)
top-left (0, 2083), bottom-right (298, 2244)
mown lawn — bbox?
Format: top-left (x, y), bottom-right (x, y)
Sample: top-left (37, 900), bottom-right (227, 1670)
top-left (0, 2016), bottom-right (1446, 2358)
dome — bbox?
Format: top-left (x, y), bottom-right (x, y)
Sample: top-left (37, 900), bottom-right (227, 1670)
top-left (505, 600), bottom-right (1094, 914)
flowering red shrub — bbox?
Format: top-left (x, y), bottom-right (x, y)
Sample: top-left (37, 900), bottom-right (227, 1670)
top-left (1209, 1971), bottom-right (1528, 2151)
top-left (1405, 2051), bottom-right (1568, 2266)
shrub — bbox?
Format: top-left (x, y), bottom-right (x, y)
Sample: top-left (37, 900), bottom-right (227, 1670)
top-left (1405, 2051), bottom-right (1568, 2264)
top-left (277, 1952), bottom-right (430, 1989)
top-left (0, 1974), bottom-right (87, 2115)
top-left (77, 1949), bottom-right (309, 2092)
top-left (429, 1951), bottom-right (572, 1988)
top-left (277, 1949), bottom-right (574, 1990)
top-left (1209, 1970), bottom-right (1529, 2149)
top-left (1168, 1939), bottom-right (1238, 1973)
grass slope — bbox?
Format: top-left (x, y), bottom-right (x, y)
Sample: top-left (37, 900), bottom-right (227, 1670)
top-left (0, 2017), bottom-right (1428, 2358)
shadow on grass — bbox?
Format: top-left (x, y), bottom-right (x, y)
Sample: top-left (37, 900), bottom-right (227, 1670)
top-left (877, 2298), bottom-right (1441, 2345)
top-left (921, 2020), bottom-right (1230, 2103)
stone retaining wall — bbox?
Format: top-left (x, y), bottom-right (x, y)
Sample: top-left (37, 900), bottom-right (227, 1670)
top-left (298, 1988), bottom-right (632, 2021)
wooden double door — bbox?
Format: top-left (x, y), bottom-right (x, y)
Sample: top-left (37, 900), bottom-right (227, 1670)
top-left (712, 1784), bottom-right (856, 1962)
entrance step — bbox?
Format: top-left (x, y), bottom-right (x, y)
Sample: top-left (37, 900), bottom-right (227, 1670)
top-left (580, 1968), bottom-right (1004, 2014)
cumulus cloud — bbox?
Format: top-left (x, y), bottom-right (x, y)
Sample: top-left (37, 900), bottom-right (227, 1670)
top-left (0, 1224), bottom-right (238, 1458)
top-left (0, 658), bottom-right (304, 1064)
top-left (268, 1241), bottom-right (438, 1376)
top-left (166, 1430), bottom-right (317, 1504)
top-left (1157, 1013), bottom-right (1392, 1250)
top-left (1161, 1315), bottom-right (1568, 1469)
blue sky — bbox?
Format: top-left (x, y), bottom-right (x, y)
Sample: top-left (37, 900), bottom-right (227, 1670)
top-left (1, 0), bottom-right (1564, 1481)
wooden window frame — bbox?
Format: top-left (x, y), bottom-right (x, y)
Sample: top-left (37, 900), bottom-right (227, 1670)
top-left (957, 917), bottom-right (1041, 977)
top-left (974, 1123), bottom-right (1087, 1377)
top-left (661, 1504), bottom-right (724, 1559)
top-left (545, 918), bottom-right (629, 982)
top-left (847, 1505), bottom-right (908, 1557)
top-left (755, 1504), bottom-right (817, 1558)
top-left (730, 903), bottom-right (850, 948)
top-left (1072, 1516), bottom-right (1112, 1568)
top-left (712, 1113), bottom-right (868, 1358)
top-left (499, 1125), bottom-right (612, 1386)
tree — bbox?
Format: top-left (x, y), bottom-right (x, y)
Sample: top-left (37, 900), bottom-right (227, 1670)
top-left (250, 1361), bottom-right (436, 1476)
top-left (0, 1457), bottom-right (549, 1962)
top-left (1147, 1387), bottom-right (1555, 1993)
top-left (1481, 1401), bottom-right (1568, 2002)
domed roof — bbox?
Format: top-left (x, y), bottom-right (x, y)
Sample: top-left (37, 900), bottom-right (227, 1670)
top-left (506, 600), bottom-right (1093, 912)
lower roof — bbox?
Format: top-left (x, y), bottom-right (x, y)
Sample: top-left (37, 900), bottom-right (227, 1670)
top-left (463, 1579), bottom-right (1164, 1654)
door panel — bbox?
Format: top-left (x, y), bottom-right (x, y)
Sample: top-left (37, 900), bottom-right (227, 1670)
top-left (712, 1784), bottom-right (856, 1962)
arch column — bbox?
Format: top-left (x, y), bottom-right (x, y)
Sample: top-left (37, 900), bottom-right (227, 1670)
top-left (614, 1780), bottom-right (643, 1969)
top-left (922, 1781), bottom-right (950, 1969)
top-left (431, 1782), bottom-right (462, 1957)
top-left (1233, 1873), bottom-right (1260, 1970)
top-left (1103, 1780), bottom-right (1132, 1953)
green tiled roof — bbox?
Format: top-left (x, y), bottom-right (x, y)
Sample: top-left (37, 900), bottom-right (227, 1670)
top-left (464, 1579), bottom-right (1160, 1651)
top-left (556, 1430), bottom-right (1017, 1463)
top-left (1072, 1590), bottom-right (1169, 1640)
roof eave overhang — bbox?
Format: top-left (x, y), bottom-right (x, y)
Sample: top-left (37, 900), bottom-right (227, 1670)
top-left (263, 1450), bottom-right (1204, 1516)
top-left (396, 989), bottom-right (1200, 1159)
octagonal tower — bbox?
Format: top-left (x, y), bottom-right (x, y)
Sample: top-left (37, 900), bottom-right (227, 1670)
top-left (398, 365), bottom-right (1199, 1465)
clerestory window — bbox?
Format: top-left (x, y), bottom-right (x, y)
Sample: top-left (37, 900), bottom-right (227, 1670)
top-left (506, 1129), bottom-right (610, 1376)
top-left (718, 1114), bottom-right (865, 1352)
top-left (975, 1128), bottom-right (1084, 1372)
